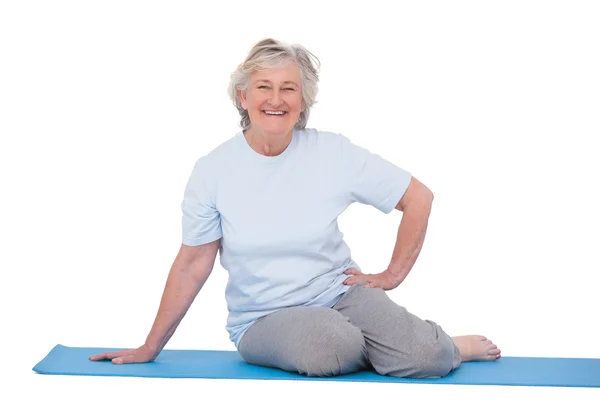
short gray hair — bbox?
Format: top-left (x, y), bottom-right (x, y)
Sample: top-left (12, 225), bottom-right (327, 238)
top-left (227, 38), bottom-right (321, 131)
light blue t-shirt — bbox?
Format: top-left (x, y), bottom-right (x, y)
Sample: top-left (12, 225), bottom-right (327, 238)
top-left (181, 128), bottom-right (412, 348)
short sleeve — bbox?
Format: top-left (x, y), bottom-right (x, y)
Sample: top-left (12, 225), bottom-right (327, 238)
top-left (340, 135), bottom-right (412, 213)
top-left (180, 158), bottom-right (223, 246)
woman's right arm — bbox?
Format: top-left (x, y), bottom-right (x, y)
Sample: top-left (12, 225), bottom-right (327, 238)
top-left (89, 239), bottom-right (221, 364)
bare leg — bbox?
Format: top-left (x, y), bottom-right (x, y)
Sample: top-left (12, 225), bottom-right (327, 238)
top-left (452, 335), bottom-right (501, 362)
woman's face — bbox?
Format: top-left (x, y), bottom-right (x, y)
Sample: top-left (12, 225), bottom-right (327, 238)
top-left (239, 62), bottom-right (305, 139)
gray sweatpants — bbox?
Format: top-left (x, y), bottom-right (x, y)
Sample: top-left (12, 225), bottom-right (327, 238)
top-left (237, 281), bottom-right (461, 378)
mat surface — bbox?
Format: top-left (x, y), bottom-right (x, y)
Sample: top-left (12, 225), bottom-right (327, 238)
top-left (33, 344), bottom-right (600, 388)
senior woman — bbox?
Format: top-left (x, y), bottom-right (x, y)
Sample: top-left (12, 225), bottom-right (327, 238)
top-left (90, 38), bottom-right (501, 378)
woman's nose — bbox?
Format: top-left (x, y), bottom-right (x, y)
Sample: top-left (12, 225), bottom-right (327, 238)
top-left (267, 91), bottom-right (283, 107)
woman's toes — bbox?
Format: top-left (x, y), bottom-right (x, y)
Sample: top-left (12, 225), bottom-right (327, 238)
top-left (489, 348), bottom-right (501, 356)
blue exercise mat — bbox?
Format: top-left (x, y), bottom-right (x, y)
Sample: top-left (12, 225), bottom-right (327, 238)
top-left (33, 344), bottom-right (600, 388)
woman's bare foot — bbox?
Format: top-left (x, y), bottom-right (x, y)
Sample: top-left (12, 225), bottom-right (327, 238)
top-left (452, 335), bottom-right (501, 362)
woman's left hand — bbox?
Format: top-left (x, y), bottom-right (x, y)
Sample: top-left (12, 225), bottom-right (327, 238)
top-left (343, 268), bottom-right (403, 290)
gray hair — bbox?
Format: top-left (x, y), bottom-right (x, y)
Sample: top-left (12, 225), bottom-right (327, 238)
top-left (227, 38), bottom-right (321, 131)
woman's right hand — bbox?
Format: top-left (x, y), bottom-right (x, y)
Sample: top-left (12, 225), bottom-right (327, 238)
top-left (88, 344), bottom-right (158, 364)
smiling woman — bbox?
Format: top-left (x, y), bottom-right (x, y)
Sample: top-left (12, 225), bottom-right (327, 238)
top-left (89, 37), bottom-right (500, 379)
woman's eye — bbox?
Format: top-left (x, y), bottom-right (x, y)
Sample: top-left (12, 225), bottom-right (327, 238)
top-left (283, 88), bottom-right (295, 91)
top-left (258, 85), bottom-right (269, 89)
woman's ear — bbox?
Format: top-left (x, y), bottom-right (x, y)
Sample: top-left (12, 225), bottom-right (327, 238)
top-left (238, 89), bottom-right (248, 110)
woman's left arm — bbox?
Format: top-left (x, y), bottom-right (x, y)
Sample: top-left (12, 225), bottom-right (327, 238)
top-left (343, 176), bottom-right (434, 290)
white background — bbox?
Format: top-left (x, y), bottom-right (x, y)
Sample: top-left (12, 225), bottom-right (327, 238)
top-left (1, 0), bottom-right (599, 398)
